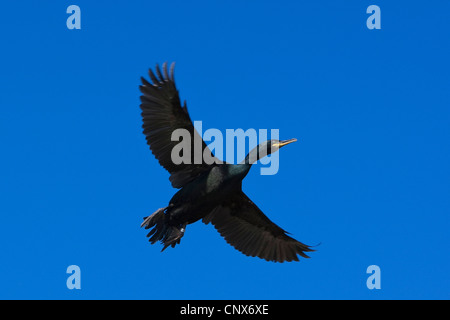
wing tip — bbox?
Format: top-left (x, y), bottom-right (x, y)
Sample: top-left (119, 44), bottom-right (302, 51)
top-left (144, 61), bottom-right (176, 87)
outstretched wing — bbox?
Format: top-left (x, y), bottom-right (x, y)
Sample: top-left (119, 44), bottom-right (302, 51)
top-left (203, 191), bottom-right (313, 262)
top-left (139, 62), bottom-right (220, 188)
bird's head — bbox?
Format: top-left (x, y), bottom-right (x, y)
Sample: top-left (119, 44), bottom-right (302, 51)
top-left (245, 138), bottom-right (297, 164)
top-left (268, 138), bottom-right (298, 154)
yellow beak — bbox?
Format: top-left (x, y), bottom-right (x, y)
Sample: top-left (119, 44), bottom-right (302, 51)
top-left (276, 138), bottom-right (297, 148)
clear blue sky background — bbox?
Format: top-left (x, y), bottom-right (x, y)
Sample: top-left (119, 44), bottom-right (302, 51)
top-left (0, 1), bottom-right (449, 300)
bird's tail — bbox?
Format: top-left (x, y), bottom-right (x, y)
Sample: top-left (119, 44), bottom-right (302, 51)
top-left (141, 207), bottom-right (185, 251)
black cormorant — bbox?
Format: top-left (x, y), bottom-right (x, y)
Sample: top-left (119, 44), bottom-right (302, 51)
top-left (139, 62), bottom-right (313, 262)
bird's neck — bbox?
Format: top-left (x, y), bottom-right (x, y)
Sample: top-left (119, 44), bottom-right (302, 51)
top-left (241, 144), bottom-right (264, 165)
top-left (228, 143), bottom-right (268, 178)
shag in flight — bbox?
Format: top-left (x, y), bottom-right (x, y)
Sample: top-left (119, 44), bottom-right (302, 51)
top-left (139, 62), bottom-right (313, 262)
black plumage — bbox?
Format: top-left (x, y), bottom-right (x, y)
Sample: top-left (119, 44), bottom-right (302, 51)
top-left (139, 62), bottom-right (313, 262)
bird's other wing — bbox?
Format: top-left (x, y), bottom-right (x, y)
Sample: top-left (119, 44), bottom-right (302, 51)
top-left (139, 62), bottom-right (221, 188)
top-left (202, 191), bottom-right (314, 262)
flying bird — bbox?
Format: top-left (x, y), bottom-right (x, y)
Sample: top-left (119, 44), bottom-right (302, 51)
top-left (139, 62), bottom-right (313, 262)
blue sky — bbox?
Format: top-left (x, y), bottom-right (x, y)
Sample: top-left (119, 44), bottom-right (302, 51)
top-left (0, 1), bottom-right (449, 299)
